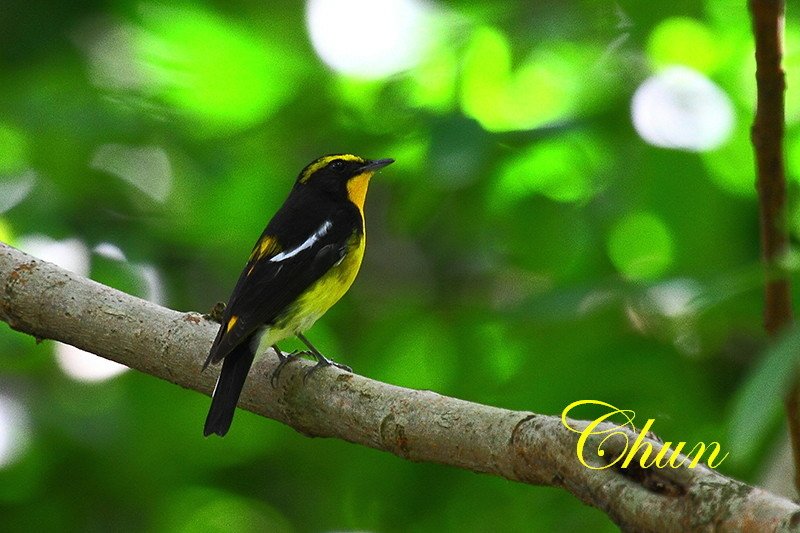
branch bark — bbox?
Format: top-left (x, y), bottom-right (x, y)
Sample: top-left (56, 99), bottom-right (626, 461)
top-left (1, 242), bottom-right (800, 531)
top-left (749, 0), bottom-right (798, 491)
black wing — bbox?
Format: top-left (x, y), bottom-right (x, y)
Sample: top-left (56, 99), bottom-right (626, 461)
top-left (204, 195), bottom-right (360, 367)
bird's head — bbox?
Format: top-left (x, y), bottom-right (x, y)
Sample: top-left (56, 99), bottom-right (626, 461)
top-left (296, 154), bottom-right (394, 209)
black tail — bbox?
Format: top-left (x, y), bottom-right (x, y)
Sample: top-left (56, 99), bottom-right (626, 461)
top-left (203, 342), bottom-right (256, 437)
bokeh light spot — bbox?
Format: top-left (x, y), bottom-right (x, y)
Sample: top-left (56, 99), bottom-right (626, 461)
top-left (0, 124), bottom-right (30, 175)
top-left (646, 279), bottom-right (701, 317)
top-left (55, 343), bottom-right (129, 383)
top-left (0, 171), bottom-right (36, 215)
top-left (0, 219), bottom-right (13, 243)
top-left (94, 242), bottom-right (127, 261)
top-left (784, 24), bottom-right (800, 124)
top-left (647, 17), bottom-right (724, 73)
top-left (460, 27), bottom-right (509, 129)
top-left (138, 263), bottom-right (165, 305)
top-left (608, 212), bottom-right (674, 280)
top-left (408, 45), bottom-right (458, 112)
top-left (461, 28), bottom-right (602, 132)
top-left (92, 243), bottom-right (166, 304)
top-left (18, 236), bottom-right (90, 277)
top-left (91, 144), bottom-right (172, 203)
top-left (0, 394), bottom-right (31, 469)
top-left (135, 5), bottom-right (303, 135)
top-left (76, 19), bottom-right (144, 91)
top-left (493, 133), bottom-right (606, 206)
top-left (306, 0), bottom-right (430, 79)
top-left (632, 66), bottom-right (735, 151)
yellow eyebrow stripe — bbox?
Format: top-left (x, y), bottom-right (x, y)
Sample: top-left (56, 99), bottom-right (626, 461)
top-left (299, 154), bottom-right (363, 183)
top-left (226, 315), bottom-right (238, 332)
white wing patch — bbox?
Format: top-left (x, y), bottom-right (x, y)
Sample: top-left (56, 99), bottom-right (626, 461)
top-left (269, 220), bottom-right (332, 262)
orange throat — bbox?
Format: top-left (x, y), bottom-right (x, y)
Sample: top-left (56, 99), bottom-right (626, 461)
top-left (346, 172), bottom-right (372, 212)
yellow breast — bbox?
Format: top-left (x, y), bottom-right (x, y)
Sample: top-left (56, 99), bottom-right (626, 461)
top-left (265, 231), bottom-right (365, 344)
top-left (298, 233), bottom-right (365, 325)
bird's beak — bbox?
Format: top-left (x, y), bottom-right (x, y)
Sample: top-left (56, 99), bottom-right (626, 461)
top-left (359, 158), bottom-right (394, 172)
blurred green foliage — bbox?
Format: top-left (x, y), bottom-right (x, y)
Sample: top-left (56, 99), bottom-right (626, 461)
top-left (2, 0), bottom-right (800, 531)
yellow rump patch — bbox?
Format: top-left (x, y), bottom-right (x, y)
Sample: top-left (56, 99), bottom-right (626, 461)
top-left (226, 315), bottom-right (239, 332)
top-left (299, 154), bottom-right (364, 183)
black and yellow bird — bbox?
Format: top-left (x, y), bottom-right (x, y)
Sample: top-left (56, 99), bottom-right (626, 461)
top-left (202, 154), bottom-right (393, 437)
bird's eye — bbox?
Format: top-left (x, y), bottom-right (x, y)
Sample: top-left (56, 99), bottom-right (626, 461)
top-left (329, 159), bottom-right (345, 171)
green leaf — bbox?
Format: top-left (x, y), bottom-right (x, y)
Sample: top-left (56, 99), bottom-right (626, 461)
top-left (727, 327), bottom-right (800, 464)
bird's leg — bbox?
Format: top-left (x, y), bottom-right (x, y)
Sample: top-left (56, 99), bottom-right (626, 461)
top-left (296, 332), bottom-right (352, 383)
top-left (270, 344), bottom-right (310, 387)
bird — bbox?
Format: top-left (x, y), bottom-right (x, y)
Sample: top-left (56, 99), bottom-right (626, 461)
top-left (202, 154), bottom-right (394, 437)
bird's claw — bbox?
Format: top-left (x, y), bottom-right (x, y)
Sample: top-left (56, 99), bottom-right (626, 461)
top-left (270, 349), bottom-right (311, 387)
top-left (277, 349), bottom-right (312, 362)
top-left (270, 345), bottom-right (352, 386)
top-left (302, 357), bottom-right (352, 384)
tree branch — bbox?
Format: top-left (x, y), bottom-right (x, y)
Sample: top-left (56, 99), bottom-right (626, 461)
top-left (749, 0), bottom-right (798, 491)
top-left (1, 242), bottom-right (799, 531)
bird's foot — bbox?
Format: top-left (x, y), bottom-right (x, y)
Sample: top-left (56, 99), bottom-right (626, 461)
top-left (295, 332), bottom-right (352, 383)
top-left (303, 353), bottom-right (352, 384)
top-left (270, 348), bottom-right (311, 387)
